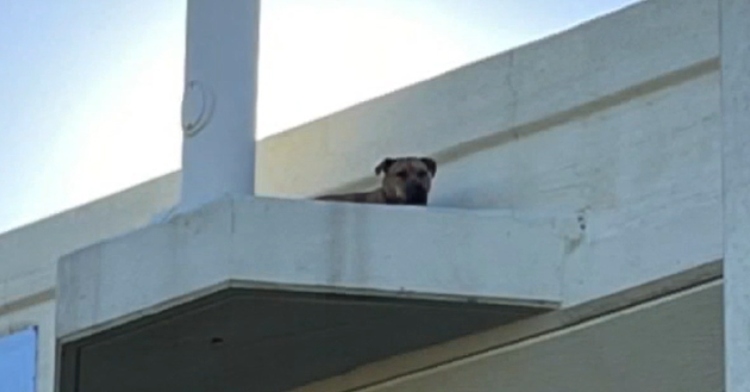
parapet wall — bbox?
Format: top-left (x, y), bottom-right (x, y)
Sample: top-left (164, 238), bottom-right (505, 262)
top-left (258, 0), bottom-right (721, 305)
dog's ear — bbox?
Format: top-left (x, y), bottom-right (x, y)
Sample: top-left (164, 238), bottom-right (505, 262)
top-left (420, 157), bottom-right (437, 176)
top-left (375, 158), bottom-right (396, 175)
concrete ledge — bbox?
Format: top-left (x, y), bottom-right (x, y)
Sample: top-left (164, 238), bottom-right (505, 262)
top-left (56, 196), bottom-right (576, 392)
top-left (293, 260), bottom-right (723, 392)
top-left (57, 196), bottom-right (576, 340)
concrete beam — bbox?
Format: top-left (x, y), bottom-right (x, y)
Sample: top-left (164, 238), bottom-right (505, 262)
top-left (57, 197), bottom-right (577, 340)
top-left (720, 0), bottom-right (750, 390)
top-left (55, 198), bottom-right (577, 391)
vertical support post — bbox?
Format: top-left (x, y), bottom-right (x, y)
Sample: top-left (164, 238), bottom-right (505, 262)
top-left (179, 0), bottom-right (261, 212)
top-left (721, 0), bottom-right (750, 391)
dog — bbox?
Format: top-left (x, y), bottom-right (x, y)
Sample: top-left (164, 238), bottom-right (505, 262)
top-left (315, 156), bottom-right (437, 206)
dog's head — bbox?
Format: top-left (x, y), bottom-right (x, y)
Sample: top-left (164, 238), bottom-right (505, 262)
top-left (375, 156), bottom-right (437, 205)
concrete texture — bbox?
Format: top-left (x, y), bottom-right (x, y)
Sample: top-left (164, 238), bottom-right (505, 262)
top-left (0, 0), bottom-right (729, 391)
top-left (59, 289), bottom-right (547, 392)
top-left (295, 261), bottom-right (723, 392)
top-left (352, 281), bottom-right (724, 392)
top-left (55, 196), bottom-right (575, 391)
top-left (256, 0), bottom-right (718, 200)
top-left (56, 196), bottom-right (574, 340)
top-left (0, 175), bottom-right (178, 392)
top-left (179, 0), bottom-right (259, 212)
top-left (720, 0), bottom-right (750, 390)
top-left (257, 0), bottom-right (723, 306)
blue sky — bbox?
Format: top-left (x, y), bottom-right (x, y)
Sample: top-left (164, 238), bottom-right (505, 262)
top-left (0, 0), bottom-right (640, 235)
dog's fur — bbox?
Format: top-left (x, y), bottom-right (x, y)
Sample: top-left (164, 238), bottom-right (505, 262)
top-left (315, 157), bottom-right (437, 206)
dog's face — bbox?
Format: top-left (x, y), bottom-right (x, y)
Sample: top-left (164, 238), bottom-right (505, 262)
top-left (375, 157), bottom-right (437, 205)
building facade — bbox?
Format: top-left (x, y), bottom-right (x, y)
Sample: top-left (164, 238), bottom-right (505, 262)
top-left (0, 0), bottom-right (733, 390)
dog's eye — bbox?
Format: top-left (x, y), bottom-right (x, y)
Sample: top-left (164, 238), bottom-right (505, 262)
top-left (417, 170), bottom-right (428, 178)
top-left (397, 171), bottom-right (408, 179)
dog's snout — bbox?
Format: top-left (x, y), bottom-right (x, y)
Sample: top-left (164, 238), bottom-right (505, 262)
top-left (405, 181), bottom-right (426, 193)
top-left (404, 181), bottom-right (428, 205)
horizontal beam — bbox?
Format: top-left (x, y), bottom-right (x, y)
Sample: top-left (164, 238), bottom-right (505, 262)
top-left (56, 197), bottom-right (577, 340)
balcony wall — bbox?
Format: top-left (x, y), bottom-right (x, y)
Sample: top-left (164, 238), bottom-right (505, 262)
top-left (257, 0), bottom-right (721, 306)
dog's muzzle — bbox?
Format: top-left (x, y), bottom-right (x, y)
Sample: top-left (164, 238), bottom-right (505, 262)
top-left (404, 182), bottom-right (429, 205)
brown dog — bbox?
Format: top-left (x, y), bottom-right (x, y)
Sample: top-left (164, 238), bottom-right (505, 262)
top-left (315, 156), bottom-right (437, 205)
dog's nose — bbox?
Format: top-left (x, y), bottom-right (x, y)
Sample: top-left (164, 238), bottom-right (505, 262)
top-left (405, 182), bottom-right (426, 193)
top-left (404, 182), bottom-right (428, 205)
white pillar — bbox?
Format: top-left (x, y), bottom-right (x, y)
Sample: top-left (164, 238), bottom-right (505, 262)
top-left (721, 0), bottom-right (750, 391)
top-left (179, 0), bottom-right (261, 212)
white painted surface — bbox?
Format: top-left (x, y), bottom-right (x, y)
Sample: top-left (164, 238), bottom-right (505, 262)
top-left (179, 0), bottom-right (260, 212)
top-left (293, 262), bottom-right (722, 392)
top-left (0, 0), bottom-right (729, 390)
top-left (255, 0), bottom-right (723, 305)
top-left (351, 282), bottom-right (724, 392)
top-left (56, 196), bottom-right (575, 340)
top-left (0, 176), bottom-right (178, 392)
top-left (720, 0), bottom-right (750, 390)
top-left (256, 0), bottom-right (718, 200)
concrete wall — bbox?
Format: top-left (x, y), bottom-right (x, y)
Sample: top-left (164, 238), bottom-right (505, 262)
top-left (258, 0), bottom-right (721, 306)
top-left (336, 280), bottom-right (724, 392)
top-left (0, 0), bottom-right (724, 391)
top-left (0, 175), bottom-right (178, 392)
top-left (292, 261), bottom-right (722, 392)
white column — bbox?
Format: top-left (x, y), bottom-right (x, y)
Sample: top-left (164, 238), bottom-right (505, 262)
top-left (179, 0), bottom-right (261, 212)
top-left (721, 0), bottom-right (750, 391)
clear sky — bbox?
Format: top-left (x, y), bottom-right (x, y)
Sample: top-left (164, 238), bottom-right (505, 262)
top-left (0, 0), bottom-right (640, 235)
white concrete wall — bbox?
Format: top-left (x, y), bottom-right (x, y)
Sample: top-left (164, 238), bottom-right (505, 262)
top-left (257, 0), bottom-right (721, 306)
top-left (0, 0), bottom-right (724, 390)
top-left (0, 175), bottom-right (178, 392)
top-left (338, 281), bottom-right (724, 392)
